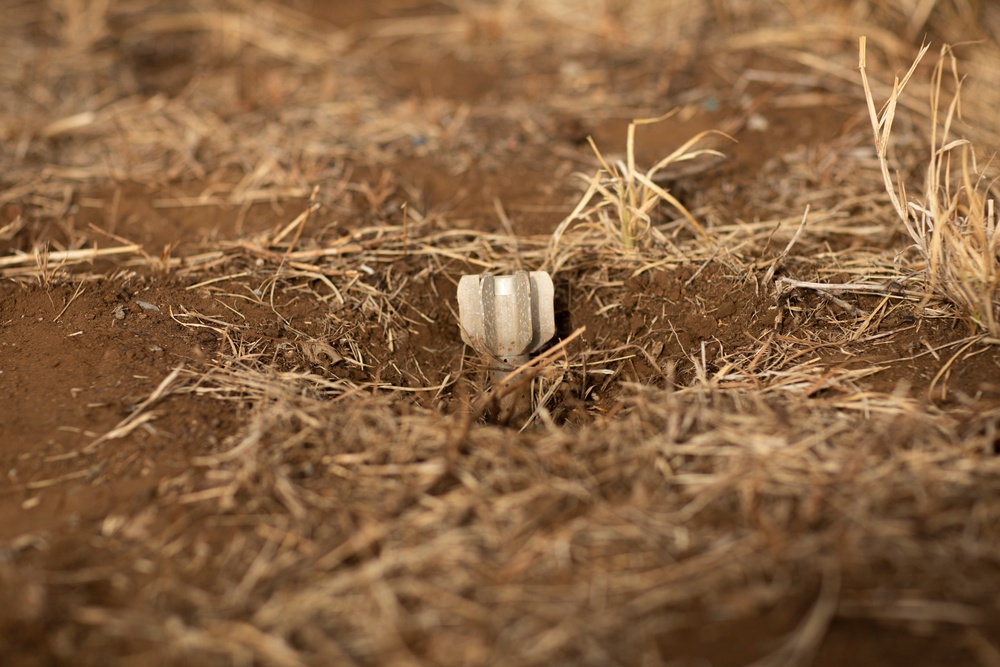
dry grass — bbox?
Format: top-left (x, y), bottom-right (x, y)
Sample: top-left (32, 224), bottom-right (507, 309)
top-left (3, 1), bottom-right (1000, 665)
top-left (549, 113), bottom-right (726, 256)
top-left (860, 37), bottom-right (1000, 336)
top-left (43, 343), bottom-right (997, 665)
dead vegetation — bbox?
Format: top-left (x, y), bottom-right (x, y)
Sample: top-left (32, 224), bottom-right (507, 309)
top-left (2, 0), bottom-right (1000, 665)
top-left (860, 38), bottom-right (1000, 337)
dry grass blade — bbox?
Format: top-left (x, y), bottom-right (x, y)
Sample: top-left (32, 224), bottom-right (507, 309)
top-left (859, 37), bottom-right (931, 231)
top-left (747, 567), bottom-right (840, 667)
top-left (84, 365), bottom-right (185, 452)
top-left (0, 244), bottom-right (142, 272)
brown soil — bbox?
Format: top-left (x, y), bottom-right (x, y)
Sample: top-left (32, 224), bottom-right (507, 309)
top-left (4, 1), bottom-right (1000, 665)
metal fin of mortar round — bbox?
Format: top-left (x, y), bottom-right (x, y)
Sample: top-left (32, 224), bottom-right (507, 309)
top-left (457, 270), bottom-right (555, 369)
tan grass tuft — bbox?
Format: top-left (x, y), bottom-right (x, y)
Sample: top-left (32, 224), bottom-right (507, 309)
top-left (549, 113), bottom-right (728, 266)
top-left (860, 37), bottom-right (1000, 335)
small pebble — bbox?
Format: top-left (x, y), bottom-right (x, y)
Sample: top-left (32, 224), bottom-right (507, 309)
top-left (747, 113), bottom-right (769, 131)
